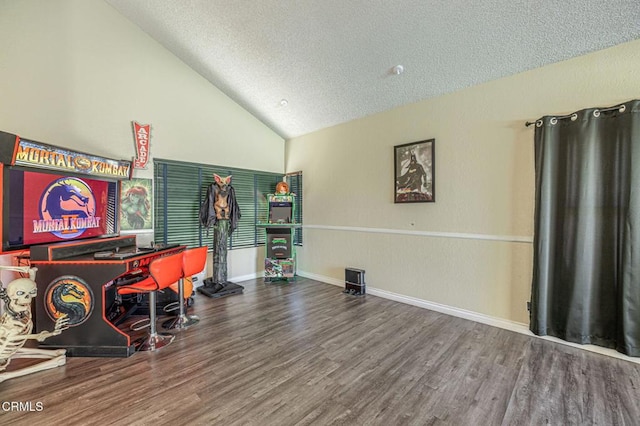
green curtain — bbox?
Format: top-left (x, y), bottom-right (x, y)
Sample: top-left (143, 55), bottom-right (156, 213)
top-left (530, 99), bottom-right (640, 356)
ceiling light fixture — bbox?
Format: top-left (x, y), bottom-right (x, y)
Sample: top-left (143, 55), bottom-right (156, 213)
top-left (392, 65), bottom-right (404, 75)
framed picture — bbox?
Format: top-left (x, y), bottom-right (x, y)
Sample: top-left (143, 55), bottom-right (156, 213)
top-left (120, 178), bottom-right (153, 232)
top-left (394, 139), bottom-right (435, 203)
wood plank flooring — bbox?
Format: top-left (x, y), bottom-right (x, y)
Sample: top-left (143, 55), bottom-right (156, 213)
top-left (1, 277), bottom-right (639, 425)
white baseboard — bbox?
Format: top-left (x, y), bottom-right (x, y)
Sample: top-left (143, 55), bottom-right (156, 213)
top-left (298, 271), bottom-right (343, 286)
top-left (297, 271), bottom-right (527, 333)
top-left (369, 287), bottom-right (530, 334)
top-left (230, 272), bottom-right (263, 283)
top-left (297, 270), bottom-right (640, 364)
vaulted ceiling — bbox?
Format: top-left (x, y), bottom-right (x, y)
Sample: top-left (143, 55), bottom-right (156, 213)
top-left (105, 1), bottom-right (640, 139)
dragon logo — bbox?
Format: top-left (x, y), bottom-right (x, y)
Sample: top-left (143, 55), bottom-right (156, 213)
top-left (45, 276), bottom-right (93, 326)
top-left (39, 177), bottom-right (97, 239)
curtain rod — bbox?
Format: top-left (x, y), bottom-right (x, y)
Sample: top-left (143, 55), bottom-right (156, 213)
top-left (525, 103), bottom-right (627, 127)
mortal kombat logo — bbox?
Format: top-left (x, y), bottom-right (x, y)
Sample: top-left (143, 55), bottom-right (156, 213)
top-left (34, 177), bottom-right (101, 239)
top-left (45, 276), bottom-right (93, 326)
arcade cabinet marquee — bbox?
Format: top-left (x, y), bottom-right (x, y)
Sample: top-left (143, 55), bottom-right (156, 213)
top-left (0, 130), bottom-right (132, 253)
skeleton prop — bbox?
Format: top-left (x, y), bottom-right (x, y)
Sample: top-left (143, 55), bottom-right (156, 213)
top-left (0, 266), bottom-right (69, 383)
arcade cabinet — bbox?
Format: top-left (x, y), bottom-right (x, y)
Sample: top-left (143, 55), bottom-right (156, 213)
top-left (0, 130), bottom-right (185, 356)
top-left (258, 182), bottom-right (301, 282)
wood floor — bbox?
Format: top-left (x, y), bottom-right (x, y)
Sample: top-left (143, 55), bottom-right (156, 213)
top-left (2, 277), bottom-right (640, 425)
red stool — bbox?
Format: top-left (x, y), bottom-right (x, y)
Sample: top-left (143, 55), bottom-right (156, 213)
top-left (117, 251), bottom-right (184, 351)
top-left (163, 246), bottom-right (207, 330)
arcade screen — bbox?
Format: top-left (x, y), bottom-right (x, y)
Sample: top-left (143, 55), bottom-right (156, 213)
top-left (5, 169), bottom-right (116, 250)
top-left (269, 202), bottom-right (292, 224)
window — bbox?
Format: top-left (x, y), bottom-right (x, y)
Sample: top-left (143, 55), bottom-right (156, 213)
top-left (286, 171), bottom-right (303, 246)
top-left (154, 159), bottom-right (283, 249)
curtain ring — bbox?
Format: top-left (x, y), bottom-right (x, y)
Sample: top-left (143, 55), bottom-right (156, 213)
top-left (570, 113), bottom-right (578, 121)
top-left (619, 104), bottom-right (626, 113)
top-left (550, 117), bottom-right (557, 125)
top-left (536, 120), bottom-right (543, 127)
top-left (593, 109), bottom-right (600, 117)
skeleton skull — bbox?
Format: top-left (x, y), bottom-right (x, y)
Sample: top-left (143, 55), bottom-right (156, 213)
top-left (6, 278), bottom-right (37, 315)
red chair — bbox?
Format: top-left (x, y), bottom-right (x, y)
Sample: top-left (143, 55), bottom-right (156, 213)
top-left (163, 246), bottom-right (207, 330)
top-left (117, 251), bottom-right (184, 351)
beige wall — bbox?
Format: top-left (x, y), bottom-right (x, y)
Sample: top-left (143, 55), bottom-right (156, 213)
top-left (1, 1), bottom-right (639, 323)
top-left (0, 0), bottom-right (284, 279)
top-left (0, 0), bottom-right (284, 172)
top-left (286, 39), bottom-right (640, 324)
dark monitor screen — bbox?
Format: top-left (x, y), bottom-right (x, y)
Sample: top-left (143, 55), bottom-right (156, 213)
top-left (269, 202), bottom-right (292, 224)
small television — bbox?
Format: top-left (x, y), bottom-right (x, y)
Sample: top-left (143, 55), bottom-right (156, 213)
top-left (269, 201), bottom-right (292, 224)
top-left (4, 168), bottom-right (118, 251)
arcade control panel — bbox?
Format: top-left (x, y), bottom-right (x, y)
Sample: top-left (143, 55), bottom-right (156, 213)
top-left (93, 243), bottom-right (180, 260)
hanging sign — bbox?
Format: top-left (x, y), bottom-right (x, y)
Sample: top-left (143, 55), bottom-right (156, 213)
top-left (132, 121), bottom-right (151, 169)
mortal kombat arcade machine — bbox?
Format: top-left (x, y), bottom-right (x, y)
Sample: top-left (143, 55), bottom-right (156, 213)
top-left (0, 130), bottom-right (182, 356)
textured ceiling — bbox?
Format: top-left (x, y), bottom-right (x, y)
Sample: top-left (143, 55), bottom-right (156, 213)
top-left (104, 0), bottom-right (640, 139)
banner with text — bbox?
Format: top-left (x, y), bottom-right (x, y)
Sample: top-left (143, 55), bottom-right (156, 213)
top-left (132, 121), bottom-right (151, 169)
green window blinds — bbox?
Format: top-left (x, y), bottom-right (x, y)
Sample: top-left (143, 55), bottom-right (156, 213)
top-left (286, 171), bottom-right (303, 246)
top-left (154, 159), bottom-right (284, 249)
